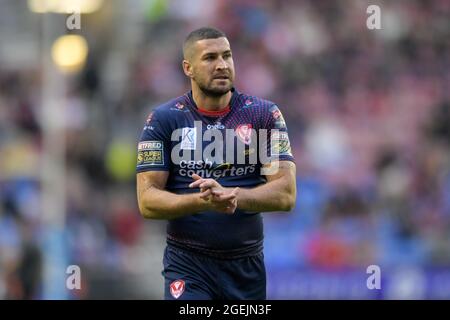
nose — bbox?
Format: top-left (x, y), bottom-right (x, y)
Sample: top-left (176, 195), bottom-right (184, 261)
top-left (215, 56), bottom-right (228, 70)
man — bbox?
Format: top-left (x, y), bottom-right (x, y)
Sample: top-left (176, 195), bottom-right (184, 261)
top-left (136, 27), bottom-right (296, 300)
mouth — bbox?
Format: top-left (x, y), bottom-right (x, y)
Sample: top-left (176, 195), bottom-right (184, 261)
top-left (213, 75), bottom-right (229, 80)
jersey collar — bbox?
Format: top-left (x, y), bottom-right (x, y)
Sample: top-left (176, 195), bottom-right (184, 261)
top-left (187, 87), bottom-right (238, 114)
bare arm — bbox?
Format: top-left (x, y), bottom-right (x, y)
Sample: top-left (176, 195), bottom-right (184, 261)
top-left (237, 161), bottom-right (297, 212)
top-left (137, 171), bottom-right (240, 219)
top-left (137, 171), bottom-right (208, 220)
top-left (190, 161), bottom-right (297, 213)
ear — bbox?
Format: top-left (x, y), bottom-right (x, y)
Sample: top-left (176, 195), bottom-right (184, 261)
top-left (182, 60), bottom-right (193, 78)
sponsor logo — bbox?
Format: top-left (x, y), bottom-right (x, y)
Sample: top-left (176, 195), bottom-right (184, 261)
top-left (180, 159), bottom-right (213, 170)
top-left (170, 280), bottom-right (185, 299)
top-left (137, 150), bottom-right (163, 165)
top-left (178, 159), bottom-right (256, 178)
top-left (269, 105), bottom-right (286, 129)
top-left (181, 127), bottom-right (197, 150)
top-left (214, 162), bottom-right (232, 171)
top-left (235, 124), bottom-right (253, 145)
top-left (171, 121), bottom-right (283, 175)
top-left (138, 141), bottom-right (163, 150)
top-left (178, 159), bottom-right (253, 178)
top-left (137, 140), bottom-right (164, 166)
top-left (270, 131), bottom-right (292, 156)
top-left (207, 122), bottom-right (225, 130)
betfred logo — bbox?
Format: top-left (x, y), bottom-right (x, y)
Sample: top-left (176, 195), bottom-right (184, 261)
top-left (235, 124), bottom-right (253, 145)
top-left (170, 279), bottom-right (185, 299)
top-left (138, 141), bottom-right (163, 150)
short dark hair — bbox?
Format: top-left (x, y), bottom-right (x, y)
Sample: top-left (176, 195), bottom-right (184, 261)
top-left (183, 27), bottom-right (227, 59)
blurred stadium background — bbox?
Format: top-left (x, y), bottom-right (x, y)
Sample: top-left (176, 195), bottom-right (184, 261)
top-left (0, 0), bottom-right (449, 299)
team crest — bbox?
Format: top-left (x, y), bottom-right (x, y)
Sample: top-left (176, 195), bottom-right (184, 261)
top-left (235, 124), bottom-right (253, 145)
top-left (170, 279), bottom-right (185, 299)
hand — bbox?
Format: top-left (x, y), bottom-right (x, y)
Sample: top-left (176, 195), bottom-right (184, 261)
top-left (189, 174), bottom-right (240, 214)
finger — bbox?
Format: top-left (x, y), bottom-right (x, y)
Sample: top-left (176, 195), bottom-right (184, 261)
top-left (189, 174), bottom-right (203, 188)
top-left (199, 189), bottom-right (212, 200)
top-left (221, 201), bottom-right (237, 211)
top-left (211, 187), bottom-right (238, 197)
top-left (199, 180), bottom-right (217, 190)
top-left (189, 179), bottom-right (205, 188)
top-left (213, 192), bottom-right (237, 202)
top-left (208, 188), bottom-right (225, 197)
top-left (211, 189), bottom-right (224, 196)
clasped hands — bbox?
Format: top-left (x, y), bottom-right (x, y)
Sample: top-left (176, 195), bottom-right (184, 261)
top-left (189, 174), bottom-right (239, 214)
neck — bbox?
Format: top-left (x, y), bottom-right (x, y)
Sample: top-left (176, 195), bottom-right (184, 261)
top-left (191, 85), bottom-right (232, 112)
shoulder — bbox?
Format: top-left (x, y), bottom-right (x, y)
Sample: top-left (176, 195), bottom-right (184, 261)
top-left (233, 91), bottom-right (284, 125)
top-left (234, 90), bottom-right (278, 113)
top-left (147, 94), bottom-right (191, 120)
top-left (234, 90), bottom-right (288, 129)
top-left (141, 94), bottom-right (190, 135)
top-left (142, 95), bottom-right (189, 125)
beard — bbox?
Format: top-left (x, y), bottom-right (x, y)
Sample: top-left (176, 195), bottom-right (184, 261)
top-left (196, 77), bottom-right (233, 97)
